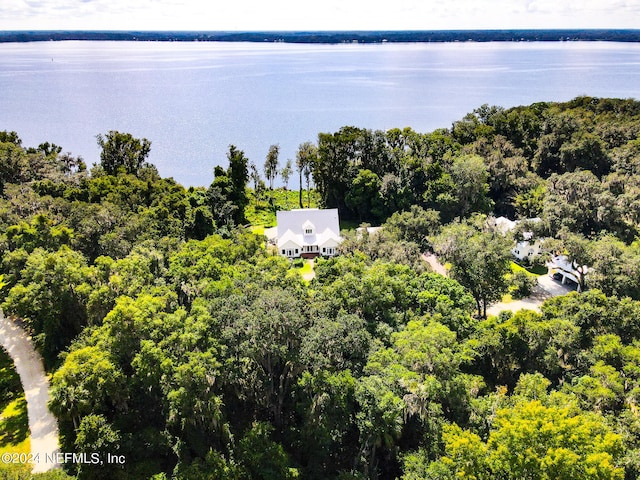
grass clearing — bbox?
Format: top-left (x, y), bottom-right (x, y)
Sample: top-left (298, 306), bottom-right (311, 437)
top-left (249, 225), bottom-right (265, 236)
top-left (245, 188), bottom-right (319, 228)
top-left (295, 260), bottom-right (314, 276)
top-left (526, 264), bottom-right (548, 275)
top-left (511, 261), bottom-right (546, 276)
top-left (0, 347), bottom-right (30, 457)
top-left (510, 262), bottom-right (529, 274)
top-left (500, 293), bottom-right (514, 304)
top-left (0, 347), bottom-right (22, 413)
top-left (0, 397), bottom-right (30, 454)
top-left (289, 258), bottom-right (315, 282)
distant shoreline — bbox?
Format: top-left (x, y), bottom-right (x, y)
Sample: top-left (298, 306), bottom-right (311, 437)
top-left (2, 29), bottom-right (640, 44)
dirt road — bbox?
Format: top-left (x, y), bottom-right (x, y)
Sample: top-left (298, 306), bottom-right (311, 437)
top-left (0, 312), bottom-right (60, 473)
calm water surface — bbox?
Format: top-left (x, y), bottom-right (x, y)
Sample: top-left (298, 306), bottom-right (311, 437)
top-left (1, 41), bottom-right (639, 187)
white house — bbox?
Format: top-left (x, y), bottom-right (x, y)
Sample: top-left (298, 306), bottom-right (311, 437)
top-left (546, 254), bottom-right (588, 290)
top-left (493, 216), bottom-right (545, 262)
top-left (493, 216), bottom-right (518, 235)
top-left (512, 230), bottom-right (545, 262)
top-left (276, 208), bottom-right (342, 258)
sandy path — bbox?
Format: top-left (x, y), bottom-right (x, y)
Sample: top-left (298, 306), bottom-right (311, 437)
top-left (0, 312), bottom-right (60, 473)
top-left (422, 253), bottom-right (448, 276)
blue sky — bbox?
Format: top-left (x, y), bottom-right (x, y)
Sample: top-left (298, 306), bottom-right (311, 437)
top-left (2, 0), bottom-right (640, 31)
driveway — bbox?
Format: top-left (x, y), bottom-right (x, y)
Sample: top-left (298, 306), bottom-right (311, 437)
top-left (486, 275), bottom-right (576, 316)
top-left (537, 274), bottom-right (576, 297)
top-left (0, 312), bottom-right (60, 473)
top-left (422, 253), bottom-right (448, 276)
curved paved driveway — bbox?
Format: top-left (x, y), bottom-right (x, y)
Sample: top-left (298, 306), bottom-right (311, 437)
top-left (0, 312), bottom-right (60, 473)
top-left (486, 275), bottom-right (576, 316)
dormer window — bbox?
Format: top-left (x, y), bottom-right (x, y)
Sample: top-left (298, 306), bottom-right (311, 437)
top-left (302, 220), bottom-right (314, 236)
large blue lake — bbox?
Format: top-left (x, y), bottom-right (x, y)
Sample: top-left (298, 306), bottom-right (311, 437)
top-left (1, 41), bottom-right (639, 187)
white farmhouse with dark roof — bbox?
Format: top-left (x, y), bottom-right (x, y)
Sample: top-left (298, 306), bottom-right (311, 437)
top-left (276, 208), bottom-right (342, 258)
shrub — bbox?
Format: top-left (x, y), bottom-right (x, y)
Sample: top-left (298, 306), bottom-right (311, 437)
top-left (508, 270), bottom-right (537, 299)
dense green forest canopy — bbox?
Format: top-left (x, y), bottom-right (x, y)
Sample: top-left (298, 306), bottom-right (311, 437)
top-left (2, 96), bottom-right (640, 479)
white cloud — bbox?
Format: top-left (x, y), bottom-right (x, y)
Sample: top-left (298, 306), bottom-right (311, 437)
top-left (1, 0), bottom-right (639, 30)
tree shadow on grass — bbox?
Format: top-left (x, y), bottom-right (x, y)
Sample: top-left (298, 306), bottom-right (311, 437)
top-left (0, 346), bottom-right (27, 450)
top-left (0, 396), bottom-right (29, 447)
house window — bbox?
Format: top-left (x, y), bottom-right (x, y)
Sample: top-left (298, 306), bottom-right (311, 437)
top-left (304, 228), bottom-right (313, 235)
top-left (295, 249), bottom-right (299, 254)
top-left (322, 247), bottom-right (326, 253)
top-left (281, 249), bottom-right (285, 255)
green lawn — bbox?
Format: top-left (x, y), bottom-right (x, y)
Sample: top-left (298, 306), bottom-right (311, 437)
top-left (526, 263), bottom-right (548, 275)
top-left (0, 347), bottom-right (29, 456)
top-left (0, 347), bottom-right (22, 412)
top-left (249, 225), bottom-right (265, 236)
top-left (511, 261), bottom-right (546, 276)
top-left (294, 259), bottom-right (313, 276)
top-left (245, 188), bottom-right (319, 228)
top-left (500, 293), bottom-right (514, 304)
top-left (0, 397), bottom-right (29, 455)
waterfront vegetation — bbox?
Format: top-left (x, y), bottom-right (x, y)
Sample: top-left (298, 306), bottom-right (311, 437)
top-left (2, 96), bottom-right (640, 478)
top-left (245, 189), bottom-right (320, 228)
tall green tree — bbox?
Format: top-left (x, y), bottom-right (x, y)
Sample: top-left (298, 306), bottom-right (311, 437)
top-left (249, 161), bottom-right (266, 206)
top-left (96, 131), bottom-right (151, 176)
top-left (2, 246), bottom-right (89, 367)
top-left (433, 218), bottom-right (511, 318)
top-left (0, 139), bottom-right (28, 192)
top-left (419, 399), bottom-right (624, 480)
top-left (444, 153), bottom-right (493, 220)
top-left (588, 236), bottom-right (640, 299)
top-left (345, 169), bottom-right (384, 222)
top-left (384, 205), bottom-right (441, 251)
top-left (315, 127), bottom-right (362, 214)
top-left (263, 144), bottom-right (279, 192)
top-left (0, 130), bottom-right (22, 146)
top-left (281, 159), bottom-right (293, 208)
top-left (296, 141), bottom-right (316, 208)
top-left (220, 287), bottom-right (311, 430)
top-left (226, 145), bottom-right (249, 224)
top-left (354, 375), bottom-right (404, 479)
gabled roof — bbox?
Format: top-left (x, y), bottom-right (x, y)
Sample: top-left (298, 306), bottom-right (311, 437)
top-left (276, 208), bottom-right (341, 248)
top-left (317, 230), bottom-right (342, 247)
top-left (494, 216), bottom-right (517, 234)
top-left (278, 230), bottom-right (303, 248)
top-left (548, 255), bottom-right (588, 275)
